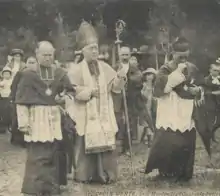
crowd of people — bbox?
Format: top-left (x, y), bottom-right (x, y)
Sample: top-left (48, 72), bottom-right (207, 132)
top-left (0, 20), bottom-right (220, 195)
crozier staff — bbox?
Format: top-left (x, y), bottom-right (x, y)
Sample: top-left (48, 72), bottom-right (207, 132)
top-left (68, 21), bottom-right (127, 184)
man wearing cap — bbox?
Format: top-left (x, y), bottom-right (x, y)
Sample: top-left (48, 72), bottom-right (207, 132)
top-left (68, 21), bottom-right (127, 184)
top-left (145, 37), bottom-right (209, 182)
top-left (126, 52), bottom-right (143, 142)
top-left (14, 41), bottom-right (74, 195)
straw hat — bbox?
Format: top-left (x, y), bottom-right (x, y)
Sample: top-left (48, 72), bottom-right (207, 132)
top-left (10, 48), bottom-right (24, 56)
top-left (1, 66), bottom-right (12, 76)
top-left (142, 68), bottom-right (157, 75)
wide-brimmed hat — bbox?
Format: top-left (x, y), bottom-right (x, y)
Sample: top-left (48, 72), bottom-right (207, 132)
top-left (142, 68), bottom-right (157, 75)
top-left (130, 48), bottom-right (143, 60)
top-left (1, 66), bottom-right (12, 76)
top-left (10, 48), bottom-right (24, 56)
top-left (139, 45), bottom-right (149, 54)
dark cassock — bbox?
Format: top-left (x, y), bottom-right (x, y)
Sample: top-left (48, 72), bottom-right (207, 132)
top-left (67, 21), bottom-right (127, 184)
top-left (14, 44), bottom-right (75, 195)
top-left (126, 53), bottom-right (144, 140)
top-left (145, 37), bottom-right (211, 182)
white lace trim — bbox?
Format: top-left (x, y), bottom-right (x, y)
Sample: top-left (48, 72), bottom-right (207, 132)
top-left (17, 105), bottom-right (62, 142)
top-left (156, 91), bottom-right (195, 132)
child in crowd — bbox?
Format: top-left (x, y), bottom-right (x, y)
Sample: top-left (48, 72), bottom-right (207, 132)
top-left (0, 67), bottom-right (13, 133)
top-left (26, 56), bottom-right (38, 71)
top-left (204, 62), bottom-right (220, 142)
top-left (140, 68), bottom-right (157, 147)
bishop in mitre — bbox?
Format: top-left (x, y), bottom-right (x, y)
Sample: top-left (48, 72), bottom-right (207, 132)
top-left (68, 21), bottom-right (127, 184)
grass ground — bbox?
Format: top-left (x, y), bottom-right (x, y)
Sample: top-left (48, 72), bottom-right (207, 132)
top-left (0, 131), bottom-right (220, 196)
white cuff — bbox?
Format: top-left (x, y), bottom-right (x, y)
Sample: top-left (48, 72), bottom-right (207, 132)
top-left (111, 76), bottom-right (127, 93)
top-left (164, 70), bottom-right (186, 93)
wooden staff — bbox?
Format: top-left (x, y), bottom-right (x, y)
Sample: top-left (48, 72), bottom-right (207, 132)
top-left (155, 45), bottom-right (159, 70)
top-left (114, 20), bottom-right (135, 176)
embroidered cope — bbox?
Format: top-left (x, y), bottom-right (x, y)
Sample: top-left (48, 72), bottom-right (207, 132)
top-left (67, 60), bottom-right (126, 153)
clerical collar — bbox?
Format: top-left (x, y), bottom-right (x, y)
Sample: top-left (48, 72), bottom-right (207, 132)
top-left (39, 65), bottom-right (54, 81)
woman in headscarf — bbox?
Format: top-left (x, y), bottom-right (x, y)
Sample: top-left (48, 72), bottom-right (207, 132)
top-left (7, 49), bottom-right (26, 147)
top-left (5, 49), bottom-right (26, 78)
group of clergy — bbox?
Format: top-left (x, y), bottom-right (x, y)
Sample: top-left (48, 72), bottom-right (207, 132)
top-left (2, 20), bottom-right (220, 196)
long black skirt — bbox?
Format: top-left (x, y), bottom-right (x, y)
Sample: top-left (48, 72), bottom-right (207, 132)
top-left (0, 97), bottom-right (11, 133)
top-left (145, 128), bottom-right (196, 181)
top-left (21, 141), bottom-right (65, 195)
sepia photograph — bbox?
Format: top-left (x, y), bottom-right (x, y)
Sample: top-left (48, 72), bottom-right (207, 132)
top-left (0, 0), bottom-right (220, 195)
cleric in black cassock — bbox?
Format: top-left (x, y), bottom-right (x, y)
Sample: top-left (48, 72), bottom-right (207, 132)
top-left (145, 37), bottom-right (210, 182)
top-left (15, 41), bottom-right (75, 196)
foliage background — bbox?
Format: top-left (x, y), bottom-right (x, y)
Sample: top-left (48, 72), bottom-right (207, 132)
top-left (0, 0), bottom-right (220, 73)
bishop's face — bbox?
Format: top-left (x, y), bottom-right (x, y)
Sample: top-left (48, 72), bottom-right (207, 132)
top-left (36, 48), bottom-right (54, 67)
top-left (82, 43), bottom-right (99, 62)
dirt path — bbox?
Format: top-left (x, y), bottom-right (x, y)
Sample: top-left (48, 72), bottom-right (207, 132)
top-left (0, 132), bottom-right (220, 196)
